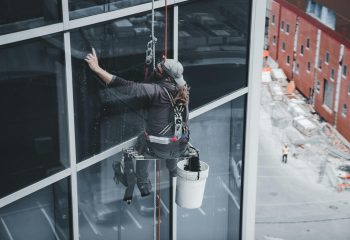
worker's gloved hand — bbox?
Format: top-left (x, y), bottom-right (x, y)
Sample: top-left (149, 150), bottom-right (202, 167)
top-left (85, 48), bottom-right (100, 72)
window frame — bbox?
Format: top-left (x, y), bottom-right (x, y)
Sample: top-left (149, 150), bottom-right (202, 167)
top-left (300, 44), bottom-right (304, 55)
top-left (343, 65), bottom-right (348, 78)
top-left (325, 51), bottom-right (330, 64)
top-left (286, 55), bottom-right (290, 65)
top-left (342, 103), bottom-right (347, 117)
top-left (307, 61), bottom-right (311, 73)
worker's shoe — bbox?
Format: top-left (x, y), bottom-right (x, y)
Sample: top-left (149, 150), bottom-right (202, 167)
top-left (137, 179), bottom-right (152, 197)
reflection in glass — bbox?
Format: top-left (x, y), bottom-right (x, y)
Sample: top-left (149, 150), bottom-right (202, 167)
top-left (178, 96), bottom-right (246, 240)
top-left (0, 0), bottom-right (62, 35)
top-left (0, 35), bottom-right (69, 198)
top-left (69, 0), bottom-right (151, 19)
top-left (179, 0), bottom-right (250, 109)
top-left (0, 178), bottom-right (71, 240)
top-left (71, 10), bottom-right (172, 161)
top-left (77, 154), bottom-right (156, 240)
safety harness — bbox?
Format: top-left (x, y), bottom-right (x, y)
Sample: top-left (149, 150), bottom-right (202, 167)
top-left (146, 87), bottom-right (189, 145)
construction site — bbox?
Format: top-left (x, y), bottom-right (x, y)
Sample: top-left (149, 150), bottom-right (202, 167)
top-left (255, 57), bottom-right (350, 240)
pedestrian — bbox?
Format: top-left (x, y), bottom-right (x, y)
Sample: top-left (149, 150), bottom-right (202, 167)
top-left (282, 144), bottom-right (289, 163)
top-left (85, 48), bottom-right (193, 197)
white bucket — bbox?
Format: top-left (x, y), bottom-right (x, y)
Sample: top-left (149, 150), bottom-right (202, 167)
top-left (175, 160), bottom-right (209, 209)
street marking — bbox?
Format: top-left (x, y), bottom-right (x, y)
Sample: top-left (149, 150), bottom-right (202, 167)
top-left (126, 210), bottom-right (143, 229)
top-left (257, 199), bottom-right (350, 207)
top-left (198, 207), bottom-right (206, 216)
top-left (36, 202), bottom-right (61, 240)
top-left (160, 198), bottom-right (169, 215)
top-left (113, 225), bottom-right (125, 231)
top-left (81, 210), bottom-right (102, 236)
top-left (218, 177), bottom-right (240, 210)
top-left (258, 175), bottom-right (306, 178)
top-left (1, 217), bottom-right (14, 240)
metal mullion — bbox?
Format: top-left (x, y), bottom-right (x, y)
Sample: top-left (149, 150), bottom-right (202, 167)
top-left (189, 88), bottom-right (248, 120)
top-left (173, 6), bottom-right (178, 61)
top-left (61, 0), bottom-right (70, 29)
top-left (171, 5), bottom-right (179, 240)
top-left (0, 23), bottom-right (64, 46)
top-left (64, 32), bottom-right (79, 240)
top-left (241, 0), bottom-right (266, 239)
top-left (174, 0), bottom-right (192, 4)
top-left (0, 168), bottom-right (71, 208)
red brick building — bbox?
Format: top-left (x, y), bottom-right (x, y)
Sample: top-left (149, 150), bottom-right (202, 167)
top-left (268, 0), bottom-right (350, 141)
top-left (294, 17), bottom-right (317, 98)
top-left (336, 47), bottom-right (350, 139)
top-left (276, 7), bottom-right (297, 80)
top-left (268, 1), bottom-right (281, 60)
top-left (313, 33), bottom-right (341, 125)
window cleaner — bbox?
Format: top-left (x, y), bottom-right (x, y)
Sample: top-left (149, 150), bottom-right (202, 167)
top-left (84, 0), bottom-right (209, 210)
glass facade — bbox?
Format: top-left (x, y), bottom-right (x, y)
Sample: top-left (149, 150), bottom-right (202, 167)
top-left (178, 97), bottom-right (246, 240)
top-left (0, 0), bottom-right (62, 35)
top-left (69, 0), bottom-right (152, 19)
top-left (179, 0), bottom-right (250, 109)
top-left (0, 0), bottom-right (258, 239)
top-left (0, 35), bottom-right (69, 198)
top-left (71, 9), bottom-right (172, 161)
top-left (0, 179), bottom-right (71, 240)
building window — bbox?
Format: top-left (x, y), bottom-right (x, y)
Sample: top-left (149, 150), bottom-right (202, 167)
top-left (316, 80), bottom-right (321, 92)
top-left (307, 61), bottom-right (311, 72)
top-left (331, 68), bottom-right (335, 80)
top-left (348, 84), bottom-right (350, 95)
top-left (300, 45), bottom-right (304, 55)
top-left (273, 35), bottom-right (276, 45)
top-left (342, 104), bottom-right (347, 117)
top-left (282, 42), bottom-right (286, 51)
top-left (272, 15), bottom-right (275, 24)
top-left (325, 51), bottom-right (330, 64)
top-left (296, 63), bottom-right (300, 74)
top-left (306, 0), bottom-right (336, 29)
top-left (306, 38), bottom-right (310, 48)
top-left (286, 55), bottom-right (290, 65)
top-left (343, 65), bottom-right (348, 77)
top-left (281, 20), bottom-right (284, 31)
top-left (323, 79), bottom-right (334, 109)
top-left (318, 59), bottom-right (322, 70)
top-left (286, 23), bottom-right (290, 33)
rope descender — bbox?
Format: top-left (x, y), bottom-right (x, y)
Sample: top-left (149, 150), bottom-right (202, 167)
top-left (144, 0), bottom-right (158, 69)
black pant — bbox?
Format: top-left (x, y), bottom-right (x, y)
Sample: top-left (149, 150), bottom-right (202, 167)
top-left (282, 154), bottom-right (288, 163)
top-left (135, 133), bottom-right (188, 184)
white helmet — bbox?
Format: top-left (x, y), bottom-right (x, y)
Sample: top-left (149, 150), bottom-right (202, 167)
top-left (161, 59), bottom-right (186, 87)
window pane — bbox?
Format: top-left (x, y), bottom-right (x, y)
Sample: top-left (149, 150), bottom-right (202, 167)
top-left (71, 10), bottom-right (172, 161)
top-left (178, 96), bottom-right (246, 240)
top-left (77, 155), bottom-right (156, 239)
top-left (69, 0), bottom-right (151, 20)
top-left (0, 179), bottom-right (71, 240)
top-left (179, 0), bottom-right (250, 109)
top-left (323, 80), bottom-right (334, 109)
top-left (0, 0), bottom-right (62, 35)
top-left (0, 35), bottom-right (69, 198)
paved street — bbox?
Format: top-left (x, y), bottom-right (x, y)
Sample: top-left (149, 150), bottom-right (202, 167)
top-left (255, 84), bottom-right (350, 240)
